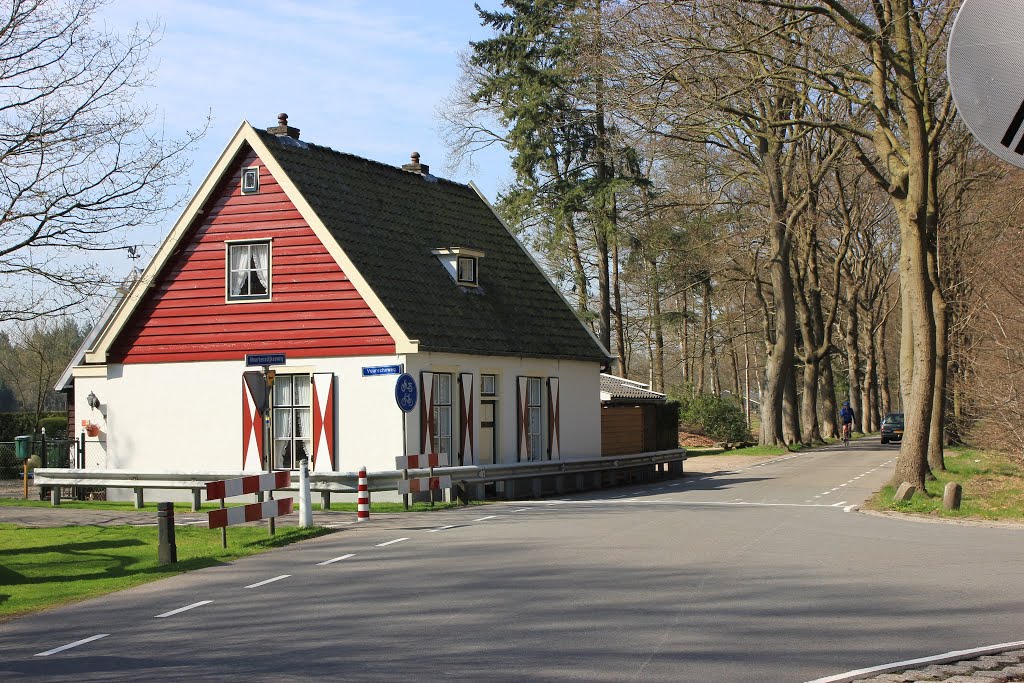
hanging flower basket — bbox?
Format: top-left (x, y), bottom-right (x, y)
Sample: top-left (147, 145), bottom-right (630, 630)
top-left (85, 423), bottom-right (101, 437)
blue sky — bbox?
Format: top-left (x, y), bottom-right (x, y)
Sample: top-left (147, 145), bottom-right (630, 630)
top-left (99, 0), bottom-right (511, 258)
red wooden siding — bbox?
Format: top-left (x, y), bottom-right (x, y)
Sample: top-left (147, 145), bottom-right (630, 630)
top-left (109, 147), bottom-right (395, 363)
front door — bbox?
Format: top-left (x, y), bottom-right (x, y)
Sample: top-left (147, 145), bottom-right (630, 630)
top-left (480, 400), bottom-right (497, 464)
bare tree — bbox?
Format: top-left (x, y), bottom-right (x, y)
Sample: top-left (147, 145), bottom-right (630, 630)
top-left (0, 0), bottom-right (205, 322)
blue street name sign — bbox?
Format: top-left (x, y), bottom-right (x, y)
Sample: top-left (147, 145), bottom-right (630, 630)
top-left (395, 373), bottom-right (417, 413)
top-left (245, 353), bottom-right (287, 367)
top-left (362, 364), bottom-right (402, 377)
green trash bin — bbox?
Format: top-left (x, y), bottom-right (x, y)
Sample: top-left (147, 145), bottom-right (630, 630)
top-left (14, 435), bottom-right (32, 461)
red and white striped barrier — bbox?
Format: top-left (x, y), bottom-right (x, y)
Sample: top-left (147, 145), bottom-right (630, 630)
top-left (205, 471), bottom-right (290, 501)
top-left (395, 452), bottom-right (448, 469)
top-left (357, 467), bottom-right (370, 522)
top-left (208, 498), bottom-right (293, 529)
top-left (396, 453), bottom-right (452, 497)
top-left (397, 475), bottom-right (452, 495)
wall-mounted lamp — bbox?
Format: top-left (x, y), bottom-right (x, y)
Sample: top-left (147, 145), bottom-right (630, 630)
top-left (87, 391), bottom-right (100, 410)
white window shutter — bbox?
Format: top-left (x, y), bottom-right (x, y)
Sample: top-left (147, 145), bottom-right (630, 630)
top-left (517, 376), bottom-right (529, 462)
top-left (548, 377), bottom-right (560, 459)
top-left (312, 373), bottom-right (335, 472)
top-left (459, 372), bottom-right (475, 465)
top-left (420, 371), bottom-right (435, 454)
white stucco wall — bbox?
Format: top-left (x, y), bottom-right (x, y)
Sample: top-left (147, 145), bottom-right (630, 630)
top-left (71, 352), bottom-right (601, 501)
top-left (405, 353), bottom-right (602, 464)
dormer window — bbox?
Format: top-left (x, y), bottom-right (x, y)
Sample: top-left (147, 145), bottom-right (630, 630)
top-left (457, 255), bottom-right (477, 285)
top-left (432, 247), bottom-right (484, 288)
top-left (241, 166), bottom-right (260, 194)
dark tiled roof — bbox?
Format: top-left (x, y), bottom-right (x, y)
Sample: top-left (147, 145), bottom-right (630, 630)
top-left (256, 129), bottom-right (609, 362)
top-left (600, 374), bottom-right (666, 402)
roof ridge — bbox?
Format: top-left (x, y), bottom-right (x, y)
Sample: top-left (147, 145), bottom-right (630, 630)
top-left (257, 127), bottom-right (472, 192)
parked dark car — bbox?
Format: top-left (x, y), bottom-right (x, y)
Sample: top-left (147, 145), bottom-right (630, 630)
top-left (880, 412), bottom-right (904, 444)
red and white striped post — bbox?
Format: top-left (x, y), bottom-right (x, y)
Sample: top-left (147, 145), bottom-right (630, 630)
top-left (357, 466), bottom-right (370, 522)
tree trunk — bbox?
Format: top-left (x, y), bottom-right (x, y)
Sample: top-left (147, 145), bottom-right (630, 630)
top-left (876, 325), bottom-right (892, 416)
top-left (612, 234), bottom-right (626, 375)
top-left (820, 355), bottom-right (839, 439)
top-left (929, 272), bottom-right (949, 472)
top-left (650, 260), bottom-right (665, 392)
top-left (893, 203), bottom-right (935, 492)
top-left (801, 356), bottom-right (823, 444)
top-left (845, 299), bottom-right (863, 433)
top-left (861, 316), bottom-right (878, 432)
top-left (760, 219), bottom-right (797, 446)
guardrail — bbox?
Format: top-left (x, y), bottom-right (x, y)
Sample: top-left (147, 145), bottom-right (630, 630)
top-left (32, 448), bottom-right (687, 511)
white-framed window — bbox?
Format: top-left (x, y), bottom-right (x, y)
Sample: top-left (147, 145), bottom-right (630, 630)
top-left (526, 376), bottom-right (543, 461)
top-left (457, 255), bottom-right (478, 285)
top-left (433, 373), bottom-right (452, 457)
top-left (227, 241), bottom-right (270, 301)
top-left (241, 166), bottom-right (260, 194)
top-left (481, 373), bottom-right (497, 397)
top-left (272, 374), bottom-right (311, 470)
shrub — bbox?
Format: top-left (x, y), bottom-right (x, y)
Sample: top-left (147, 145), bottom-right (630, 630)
top-left (0, 412), bottom-right (66, 441)
top-left (680, 394), bottom-right (750, 443)
top-left (39, 415), bottom-right (69, 438)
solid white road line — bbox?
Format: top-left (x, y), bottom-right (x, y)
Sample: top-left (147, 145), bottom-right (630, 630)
top-left (831, 501), bottom-right (847, 507)
top-left (472, 515), bottom-right (498, 522)
top-left (316, 553), bottom-right (355, 566)
top-left (35, 634), bottom-right (110, 657)
top-left (807, 639), bottom-right (1024, 683)
top-left (376, 537), bottom-right (409, 547)
top-left (426, 525), bottom-right (457, 533)
top-left (511, 508), bottom-right (531, 512)
top-left (155, 600), bottom-right (213, 618)
top-left (245, 575), bottom-right (290, 589)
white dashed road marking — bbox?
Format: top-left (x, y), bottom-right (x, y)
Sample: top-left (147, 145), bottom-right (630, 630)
top-left (34, 634), bottom-right (109, 657)
top-left (376, 538), bottom-right (409, 547)
top-left (316, 554), bottom-right (355, 566)
top-left (155, 601), bottom-right (213, 618)
top-left (245, 575), bottom-right (290, 589)
top-left (426, 525), bottom-right (457, 533)
top-left (472, 515), bottom-right (498, 522)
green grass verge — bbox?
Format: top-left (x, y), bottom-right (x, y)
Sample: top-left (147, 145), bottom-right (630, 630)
top-left (866, 446), bottom-right (1024, 521)
top-left (0, 523), bottom-right (335, 621)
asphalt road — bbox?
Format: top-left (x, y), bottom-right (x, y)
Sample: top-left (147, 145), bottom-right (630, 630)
top-left (2, 439), bottom-right (1023, 682)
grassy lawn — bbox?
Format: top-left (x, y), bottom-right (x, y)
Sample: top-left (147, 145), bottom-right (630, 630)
top-left (0, 524), bottom-right (335, 622)
top-left (866, 446), bottom-right (1024, 521)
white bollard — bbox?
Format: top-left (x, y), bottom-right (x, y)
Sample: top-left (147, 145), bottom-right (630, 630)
top-left (299, 458), bottom-right (313, 528)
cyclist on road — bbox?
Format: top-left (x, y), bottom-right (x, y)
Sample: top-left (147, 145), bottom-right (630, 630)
top-left (840, 401), bottom-right (855, 443)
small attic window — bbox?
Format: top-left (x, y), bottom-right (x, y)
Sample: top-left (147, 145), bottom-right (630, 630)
top-left (241, 166), bottom-right (260, 194)
top-left (457, 256), bottom-right (477, 285)
top-left (432, 247), bottom-right (484, 288)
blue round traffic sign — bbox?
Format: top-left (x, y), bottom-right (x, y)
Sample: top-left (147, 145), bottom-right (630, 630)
top-left (395, 373), bottom-right (417, 413)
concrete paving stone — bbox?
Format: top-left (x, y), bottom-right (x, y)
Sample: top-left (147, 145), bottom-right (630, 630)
top-left (975, 656), bottom-right (1016, 670)
top-left (899, 669), bottom-right (941, 681)
top-left (858, 675), bottom-right (917, 683)
top-left (942, 677), bottom-right (986, 683)
top-left (1000, 665), bottom-right (1024, 676)
top-left (940, 664), bottom-right (983, 676)
top-left (967, 671), bottom-right (1014, 682)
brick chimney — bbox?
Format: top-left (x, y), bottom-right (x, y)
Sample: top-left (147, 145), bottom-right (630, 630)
top-left (402, 152), bottom-right (429, 175)
top-left (267, 112), bottom-right (300, 140)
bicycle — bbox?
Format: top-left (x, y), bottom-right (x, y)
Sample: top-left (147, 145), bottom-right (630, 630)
top-left (841, 423), bottom-right (851, 446)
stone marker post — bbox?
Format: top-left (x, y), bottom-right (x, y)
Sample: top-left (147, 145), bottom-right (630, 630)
top-left (157, 502), bottom-right (177, 564)
top-left (943, 482), bottom-right (963, 510)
